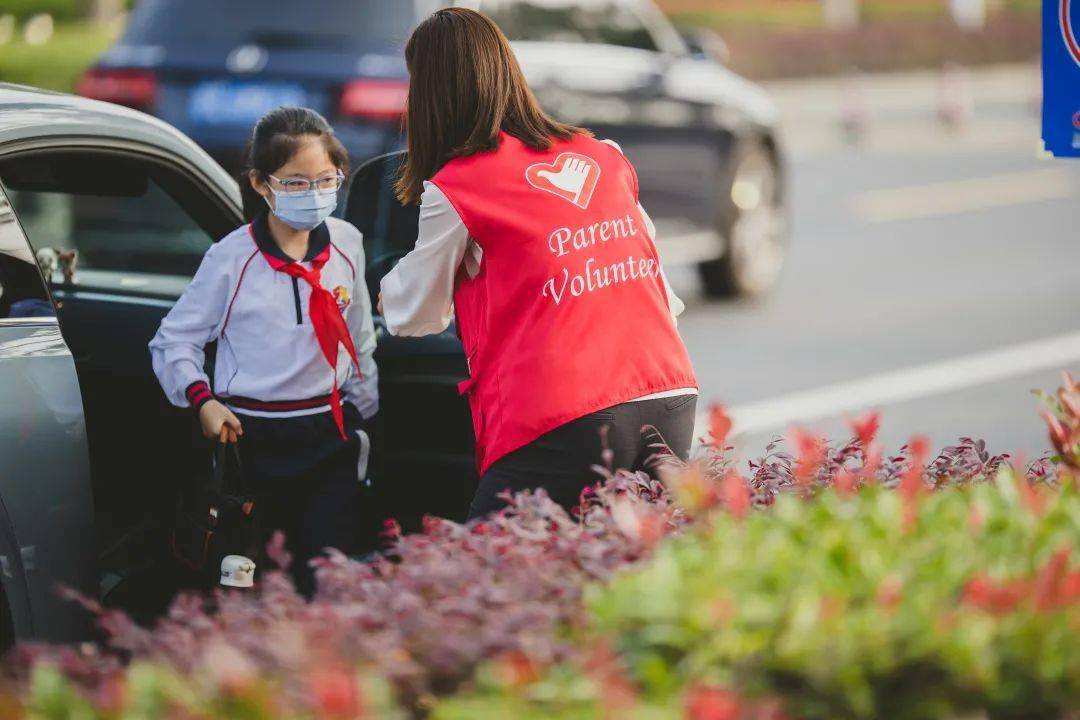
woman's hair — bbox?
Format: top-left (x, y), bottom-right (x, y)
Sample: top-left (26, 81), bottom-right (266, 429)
top-left (395, 7), bottom-right (586, 205)
top-left (240, 106), bottom-right (350, 222)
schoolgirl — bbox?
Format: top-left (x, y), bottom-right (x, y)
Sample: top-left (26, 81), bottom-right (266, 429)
top-left (149, 107), bottom-right (377, 594)
top-left (380, 9), bottom-right (698, 519)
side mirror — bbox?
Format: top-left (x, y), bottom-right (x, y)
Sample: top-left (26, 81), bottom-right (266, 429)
top-left (344, 151), bottom-right (419, 310)
top-left (681, 28), bottom-right (730, 65)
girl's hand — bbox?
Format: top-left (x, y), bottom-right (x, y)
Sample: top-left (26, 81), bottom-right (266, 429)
top-left (199, 399), bottom-right (243, 443)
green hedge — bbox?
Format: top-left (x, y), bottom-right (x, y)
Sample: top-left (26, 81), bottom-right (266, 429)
top-left (0, 21), bottom-right (117, 92)
top-left (0, 0), bottom-right (84, 23)
top-left (438, 474), bottom-right (1079, 719)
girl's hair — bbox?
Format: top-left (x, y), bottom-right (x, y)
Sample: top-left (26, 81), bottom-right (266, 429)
top-left (395, 7), bottom-right (586, 205)
top-left (240, 106), bottom-right (350, 222)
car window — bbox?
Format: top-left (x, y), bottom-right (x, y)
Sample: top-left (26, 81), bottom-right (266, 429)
top-left (483, 0), bottom-right (659, 52)
top-left (344, 153), bottom-right (418, 306)
top-left (0, 151), bottom-right (226, 299)
top-left (0, 190), bottom-right (53, 320)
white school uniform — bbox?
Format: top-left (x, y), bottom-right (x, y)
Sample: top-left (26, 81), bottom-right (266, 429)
top-left (150, 215), bottom-right (378, 420)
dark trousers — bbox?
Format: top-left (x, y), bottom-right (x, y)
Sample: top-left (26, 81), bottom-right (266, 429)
top-left (468, 393), bottom-right (697, 519)
top-left (233, 403), bottom-right (369, 596)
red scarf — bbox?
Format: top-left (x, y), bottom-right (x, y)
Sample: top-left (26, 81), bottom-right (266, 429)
top-left (262, 246), bottom-right (360, 440)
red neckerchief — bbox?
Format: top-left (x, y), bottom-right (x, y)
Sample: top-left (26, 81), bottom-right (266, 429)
top-left (261, 245), bottom-right (360, 440)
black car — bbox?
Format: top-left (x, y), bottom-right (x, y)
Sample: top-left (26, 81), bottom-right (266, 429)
top-left (80, 0), bottom-right (787, 298)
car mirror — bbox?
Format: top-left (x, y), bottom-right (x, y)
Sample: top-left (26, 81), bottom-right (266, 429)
top-left (680, 28), bottom-right (730, 65)
top-left (344, 151), bottom-right (419, 310)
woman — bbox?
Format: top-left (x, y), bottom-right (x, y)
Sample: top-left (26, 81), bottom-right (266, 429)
top-left (150, 107), bottom-right (378, 593)
top-left (380, 8), bottom-right (697, 519)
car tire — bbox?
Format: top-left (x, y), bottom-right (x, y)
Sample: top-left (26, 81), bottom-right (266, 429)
top-left (698, 138), bottom-right (786, 299)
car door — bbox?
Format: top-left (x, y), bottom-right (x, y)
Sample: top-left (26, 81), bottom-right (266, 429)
top-left (0, 187), bottom-right (96, 646)
top-left (344, 152), bottom-right (478, 530)
top-left (0, 144), bottom-right (240, 579)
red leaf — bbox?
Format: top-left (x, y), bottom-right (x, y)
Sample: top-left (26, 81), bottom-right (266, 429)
top-left (685, 685), bottom-right (743, 720)
top-left (1033, 546), bottom-right (1071, 613)
top-left (789, 427), bottom-right (825, 486)
top-left (834, 468), bottom-right (857, 497)
top-left (876, 575), bottom-right (903, 610)
top-left (721, 471), bottom-right (751, 520)
top-left (848, 411), bottom-right (880, 449)
top-left (708, 405), bottom-right (733, 449)
top-left (309, 668), bottom-right (362, 719)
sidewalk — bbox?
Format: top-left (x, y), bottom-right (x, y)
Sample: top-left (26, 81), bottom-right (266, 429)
top-left (762, 63), bottom-right (1043, 159)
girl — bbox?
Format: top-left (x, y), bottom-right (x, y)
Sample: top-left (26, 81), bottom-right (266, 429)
top-left (150, 107), bottom-right (378, 593)
top-left (380, 8), bottom-right (698, 519)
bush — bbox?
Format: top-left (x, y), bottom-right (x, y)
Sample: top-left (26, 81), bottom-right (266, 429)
top-left (6, 387), bottom-right (1079, 719)
top-left (0, 0), bottom-right (84, 23)
top-left (586, 476), bottom-right (1079, 719)
top-left (0, 20), bottom-right (118, 93)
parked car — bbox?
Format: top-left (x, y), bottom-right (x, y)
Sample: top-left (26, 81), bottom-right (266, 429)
top-left (0, 84), bottom-right (470, 646)
top-left (80, 0), bottom-right (787, 297)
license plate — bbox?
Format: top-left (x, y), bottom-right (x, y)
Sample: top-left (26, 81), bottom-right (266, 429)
top-left (188, 81), bottom-right (308, 126)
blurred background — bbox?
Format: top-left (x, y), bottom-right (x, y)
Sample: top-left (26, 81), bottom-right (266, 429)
top-left (0, 0), bottom-right (1071, 460)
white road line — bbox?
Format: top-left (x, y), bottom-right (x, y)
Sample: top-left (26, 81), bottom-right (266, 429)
top-left (693, 330), bottom-right (1080, 440)
top-left (853, 167), bottom-right (1074, 223)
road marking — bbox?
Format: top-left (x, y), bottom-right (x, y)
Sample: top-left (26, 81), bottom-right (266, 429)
top-left (693, 329), bottom-right (1080, 440)
top-left (854, 168), bottom-right (1074, 223)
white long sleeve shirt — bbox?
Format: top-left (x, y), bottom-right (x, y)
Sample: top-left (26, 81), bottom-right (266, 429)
top-left (380, 140), bottom-right (695, 402)
top-left (149, 215), bottom-right (378, 419)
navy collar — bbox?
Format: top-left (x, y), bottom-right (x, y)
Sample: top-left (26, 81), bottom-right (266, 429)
top-left (251, 212), bottom-right (331, 263)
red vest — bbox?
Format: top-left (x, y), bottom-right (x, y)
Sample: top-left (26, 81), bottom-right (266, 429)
top-left (432, 132), bottom-right (697, 474)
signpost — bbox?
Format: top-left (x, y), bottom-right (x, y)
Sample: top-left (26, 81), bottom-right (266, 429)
top-left (1044, 0), bottom-right (1080, 157)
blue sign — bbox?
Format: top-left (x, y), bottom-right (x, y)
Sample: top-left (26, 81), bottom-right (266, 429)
top-left (1044, 0), bottom-right (1080, 157)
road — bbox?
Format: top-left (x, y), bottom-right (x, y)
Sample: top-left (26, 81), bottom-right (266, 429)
top-left (667, 64), bottom-right (1080, 462)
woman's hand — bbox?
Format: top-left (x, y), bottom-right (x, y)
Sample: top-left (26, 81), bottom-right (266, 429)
top-left (199, 399), bottom-right (243, 443)
top-left (377, 291), bottom-right (384, 316)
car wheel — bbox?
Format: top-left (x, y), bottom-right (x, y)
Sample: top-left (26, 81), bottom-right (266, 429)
top-left (698, 139), bottom-right (786, 299)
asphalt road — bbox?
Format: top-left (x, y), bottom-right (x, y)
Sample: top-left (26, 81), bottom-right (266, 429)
top-left (666, 65), bottom-right (1080, 463)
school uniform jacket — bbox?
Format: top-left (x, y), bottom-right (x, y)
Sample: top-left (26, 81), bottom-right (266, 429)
top-left (149, 215), bottom-right (378, 420)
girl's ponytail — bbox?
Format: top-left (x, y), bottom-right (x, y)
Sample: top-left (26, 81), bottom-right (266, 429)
top-left (239, 106), bottom-right (350, 223)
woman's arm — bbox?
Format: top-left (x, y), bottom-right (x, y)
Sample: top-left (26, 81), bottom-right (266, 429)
top-left (149, 241), bottom-right (232, 408)
top-left (601, 138), bottom-right (686, 323)
top-left (341, 232), bottom-right (380, 420)
top-left (379, 181), bottom-right (473, 337)
top-left (636, 201), bottom-right (686, 323)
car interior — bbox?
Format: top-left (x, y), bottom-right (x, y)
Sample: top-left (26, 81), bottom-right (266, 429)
top-left (0, 147), bottom-right (476, 621)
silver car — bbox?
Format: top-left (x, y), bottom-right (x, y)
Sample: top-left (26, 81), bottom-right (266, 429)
top-left (0, 83), bottom-right (486, 645)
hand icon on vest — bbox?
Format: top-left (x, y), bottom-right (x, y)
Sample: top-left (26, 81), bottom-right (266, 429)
top-left (536, 158), bottom-right (590, 197)
top-left (526, 152), bottom-right (601, 208)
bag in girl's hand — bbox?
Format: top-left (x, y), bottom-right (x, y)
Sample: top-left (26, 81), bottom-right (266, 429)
top-left (171, 441), bottom-right (260, 588)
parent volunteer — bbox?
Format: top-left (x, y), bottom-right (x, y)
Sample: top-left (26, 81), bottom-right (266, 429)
top-left (379, 8), bottom-right (698, 518)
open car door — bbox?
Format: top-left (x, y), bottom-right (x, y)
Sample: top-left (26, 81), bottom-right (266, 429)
top-left (0, 188), bottom-right (96, 645)
top-left (345, 152), bottom-right (478, 530)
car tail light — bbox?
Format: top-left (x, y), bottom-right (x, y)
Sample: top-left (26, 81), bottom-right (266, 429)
top-left (76, 69), bottom-right (157, 110)
top-left (339, 79), bottom-right (408, 122)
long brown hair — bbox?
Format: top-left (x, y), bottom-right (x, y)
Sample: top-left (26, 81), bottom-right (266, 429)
top-left (395, 7), bottom-right (586, 205)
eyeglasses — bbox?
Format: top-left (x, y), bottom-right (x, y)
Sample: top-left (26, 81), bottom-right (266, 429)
top-left (268, 170), bottom-right (345, 194)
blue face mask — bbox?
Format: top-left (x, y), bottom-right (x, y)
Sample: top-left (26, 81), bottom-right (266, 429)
top-left (265, 185), bottom-right (338, 231)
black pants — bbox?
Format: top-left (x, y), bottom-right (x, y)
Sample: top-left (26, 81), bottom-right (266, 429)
top-left (468, 393), bottom-right (697, 519)
top-left (233, 403), bottom-right (370, 596)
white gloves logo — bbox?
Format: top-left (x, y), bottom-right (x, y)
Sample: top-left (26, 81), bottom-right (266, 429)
top-left (526, 153), bottom-right (600, 209)
top-left (536, 158), bottom-right (590, 196)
